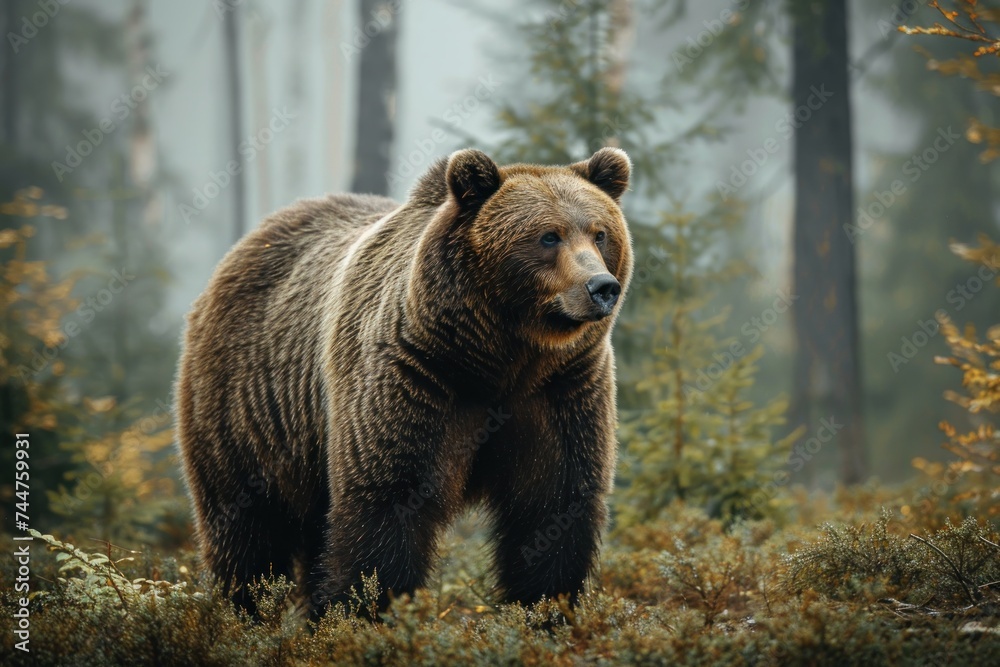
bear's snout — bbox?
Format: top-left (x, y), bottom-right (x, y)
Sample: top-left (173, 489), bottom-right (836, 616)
top-left (586, 273), bottom-right (621, 317)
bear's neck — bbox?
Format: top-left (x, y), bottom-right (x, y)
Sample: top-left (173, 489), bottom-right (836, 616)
top-left (402, 249), bottom-right (517, 397)
top-left (403, 258), bottom-right (609, 402)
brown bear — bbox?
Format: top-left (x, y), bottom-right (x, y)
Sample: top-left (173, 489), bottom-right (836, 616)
top-left (175, 147), bottom-right (633, 616)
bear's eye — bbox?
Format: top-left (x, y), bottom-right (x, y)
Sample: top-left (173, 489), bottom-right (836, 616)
top-left (540, 232), bottom-right (561, 247)
top-left (595, 231), bottom-right (607, 244)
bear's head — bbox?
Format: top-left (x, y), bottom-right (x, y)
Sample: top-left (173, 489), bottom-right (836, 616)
top-left (441, 147), bottom-right (633, 347)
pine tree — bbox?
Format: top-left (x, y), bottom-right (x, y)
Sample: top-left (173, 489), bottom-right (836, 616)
top-left (477, 0), bottom-right (798, 524)
top-left (1, 3), bottom-right (181, 538)
top-left (900, 2), bottom-right (1000, 520)
top-left (350, 0), bottom-right (399, 195)
top-left (0, 193), bottom-right (95, 526)
top-left (857, 0), bottom-right (1000, 477)
top-left (617, 208), bottom-right (801, 526)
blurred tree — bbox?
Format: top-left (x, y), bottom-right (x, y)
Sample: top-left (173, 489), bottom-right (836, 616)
top-left (0, 0), bottom-right (121, 204)
top-left (898, 2), bottom-right (1000, 518)
top-left (856, 0), bottom-right (1000, 477)
top-left (658, 0), bottom-right (999, 484)
top-left (485, 0), bottom-right (674, 189)
top-left (286, 0), bottom-right (309, 205)
top-left (787, 0), bottom-right (867, 484)
top-left (475, 0), bottom-right (797, 523)
top-left (1, 191), bottom-right (184, 544)
top-left (1, 2), bottom-right (180, 539)
top-left (1, 1), bottom-right (19, 147)
top-left (72, 158), bottom-right (176, 409)
top-left (1, 192), bottom-right (86, 522)
top-left (49, 405), bottom-right (182, 545)
top-left (250, 7), bottom-right (274, 217)
top-left (476, 0), bottom-right (708, 396)
top-left (900, 0), bottom-right (1000, 163)
top-left (66, 2), bottom-right (176, 412)
top-left (223, 0), bottom-right (247, 242)
top-left (350, 0), bottom-right (399, 195)
top-left (324, 0), bottom-right (349, 190)
top-left (617, 207), bottom-right (801, 526)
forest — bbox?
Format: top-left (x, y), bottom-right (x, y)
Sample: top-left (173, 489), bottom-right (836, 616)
top-left (0, 0), bottom-right (998, 665)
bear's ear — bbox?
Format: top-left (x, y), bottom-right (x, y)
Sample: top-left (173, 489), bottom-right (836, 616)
top-left (446, 149), bottom-right (501, 213)
top-left (571, 147), bottom-right (631, 203)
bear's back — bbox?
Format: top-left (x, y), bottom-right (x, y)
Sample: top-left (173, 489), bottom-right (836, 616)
top-left (184, 192), bottom-right (400, 343)
top-left (177, 192), bottom-right (402, 513)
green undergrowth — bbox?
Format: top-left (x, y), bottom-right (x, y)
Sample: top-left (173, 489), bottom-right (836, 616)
top-left (2, 491), bottom-right (998, 667)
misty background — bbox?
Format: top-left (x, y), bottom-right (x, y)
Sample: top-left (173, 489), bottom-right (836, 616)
top-left (14, 0), bottom-right (934, 321)
top-left (2, 0), bottom-right (999, 542)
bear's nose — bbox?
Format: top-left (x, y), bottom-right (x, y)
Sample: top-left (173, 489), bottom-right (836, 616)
top-left (586, 274), bottom-right (621, 314)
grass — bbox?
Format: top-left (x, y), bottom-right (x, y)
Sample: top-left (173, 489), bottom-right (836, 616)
top-left (2, 486), bottom-right (999, 667)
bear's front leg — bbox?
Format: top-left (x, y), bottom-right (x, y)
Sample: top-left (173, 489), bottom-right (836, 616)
top-left (485, 354), bottom-right (618, 606)
top-left (317, 380), bottom-right (462, 616)
top-left (491, 476), bottom-right (608, 606)
top-left (320, 483), bottom-right (444, 615)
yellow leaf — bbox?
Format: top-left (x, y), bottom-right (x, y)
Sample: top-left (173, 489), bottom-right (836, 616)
top-left (84, 396), bottom-right (117, 414)
top-left (0, 229), bottom-right (19, 248)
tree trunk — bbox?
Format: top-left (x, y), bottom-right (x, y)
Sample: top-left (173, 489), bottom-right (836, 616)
top-left (789, 0), bottom-right (866, 484)
top-left (1, 0), bottom-right (18, 147)
top-left (250, 13), bottom-right (272, 217)
top-left (350, 0), bottom-right (398, 195)
top-left (223, 4), bottom-right (247, 243)
top-left (285, 0), bottom-right (307, 205)
top-left (324, 0), bottom-right (347, 190)
top-left (604, 0), bottom-right (633, 148)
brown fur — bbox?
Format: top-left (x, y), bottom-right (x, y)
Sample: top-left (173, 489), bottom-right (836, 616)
top-left (175, 147), bottom-right (634, 615)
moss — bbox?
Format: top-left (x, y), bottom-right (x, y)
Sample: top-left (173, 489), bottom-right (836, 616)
top-left (3, 496), bottom-right (998, 667)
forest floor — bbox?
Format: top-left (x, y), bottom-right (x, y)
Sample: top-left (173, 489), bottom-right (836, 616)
top-left (2, 484), bottom-right (999, 667)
